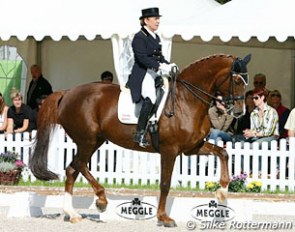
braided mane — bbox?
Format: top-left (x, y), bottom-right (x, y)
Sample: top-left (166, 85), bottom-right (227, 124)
top-left (182, 54), bottom-right (234, 71)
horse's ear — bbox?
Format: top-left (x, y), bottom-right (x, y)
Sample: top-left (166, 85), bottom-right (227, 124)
top-left (243, 54), bottom-right (252, 64)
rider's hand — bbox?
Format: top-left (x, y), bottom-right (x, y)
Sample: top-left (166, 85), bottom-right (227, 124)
top-left (159, 63), bottom-right (171, 76)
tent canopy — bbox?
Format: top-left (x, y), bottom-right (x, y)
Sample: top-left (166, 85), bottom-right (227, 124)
top-left (184, 0), bottom-right (295, 42)
top-left (1, 0), bottom-right (294, 42)
top-left (1, 0), bottom-right (219, 41)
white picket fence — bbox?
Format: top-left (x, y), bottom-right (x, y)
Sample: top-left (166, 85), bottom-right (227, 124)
top-left (1, 128), bottom-right (294, 192)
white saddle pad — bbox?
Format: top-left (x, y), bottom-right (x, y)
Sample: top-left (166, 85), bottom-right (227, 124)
top-left (118, 77), bottom-right (169, 124)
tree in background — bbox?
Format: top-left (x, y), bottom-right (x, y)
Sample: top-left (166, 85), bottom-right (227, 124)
top-left (215, 0), bottom-right (231, 4)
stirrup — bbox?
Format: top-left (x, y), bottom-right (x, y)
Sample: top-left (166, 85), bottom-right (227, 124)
top-left (134, 131), bottom-right (149, 148)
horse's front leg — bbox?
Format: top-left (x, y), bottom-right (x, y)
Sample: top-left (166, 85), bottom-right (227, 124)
top-left (64, 165), bottom-right (82, 223)
top-left (157, 154), bottom-right (177, 227)
top-left (199, 142), bottom-right (230, 202)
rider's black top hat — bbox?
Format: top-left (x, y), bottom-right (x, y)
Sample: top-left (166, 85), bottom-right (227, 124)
top-left (140, 7), bottom-right (161, 20)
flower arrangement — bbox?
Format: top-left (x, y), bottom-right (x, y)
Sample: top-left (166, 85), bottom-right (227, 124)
top-left (228, 173), bottom-right (248, 192)
top-left (205, 173), bottom-right (262, 193)
top-left (205, 181), bottom-right (220, 192)
top-left (0, 151), bottom-right (25, 185)
top-left (246, 180), bottom-right (262, 193)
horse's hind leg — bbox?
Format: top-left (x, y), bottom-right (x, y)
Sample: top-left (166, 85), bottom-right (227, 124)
top-left (79, 164), bottom-right (108, 212)
top-left (64, 144), bottom-right (108, 223)
top-left (199, 142), bottom-right (230, 202)
top-left (64, 165), bottom-right (82, 223)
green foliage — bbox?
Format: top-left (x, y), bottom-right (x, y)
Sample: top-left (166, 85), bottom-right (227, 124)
top-left (0, 151), bottom-right (18, 163)
top-left (215, 0), bottom-right (231, 4)
top-left (246, 180), bottom-right (262, 193)
top-left (0, 162), bottom-right (17, 172)
top-left (206, 173), bottom-right (262, 193)
top-left (205, 181), bottom-right (220, 192)
top-left (228, 173), bottom-right (248, 192)
top-left (0, 151), bottom-right (25, 172)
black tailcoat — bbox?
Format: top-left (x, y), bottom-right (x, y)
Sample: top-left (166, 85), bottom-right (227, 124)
top-left (128, 27), bottom-right (169, 103)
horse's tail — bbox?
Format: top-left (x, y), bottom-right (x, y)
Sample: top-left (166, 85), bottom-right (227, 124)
top-left (30, 91), bottom-right (65, 181)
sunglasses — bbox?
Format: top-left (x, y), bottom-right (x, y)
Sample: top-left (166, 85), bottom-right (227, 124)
top-left (271, 94), bottom-right (281, 97)
top-left (254, 81), bottom-right (264, 85)
top-left (252, 96), bottom-right (260, 100)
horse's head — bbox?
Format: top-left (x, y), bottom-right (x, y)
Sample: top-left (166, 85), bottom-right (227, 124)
top-left (218, 54), bottom-right (252, 118)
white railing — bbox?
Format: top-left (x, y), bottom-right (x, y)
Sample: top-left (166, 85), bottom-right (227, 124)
top-left (1, 128), bottom-right (294, 192)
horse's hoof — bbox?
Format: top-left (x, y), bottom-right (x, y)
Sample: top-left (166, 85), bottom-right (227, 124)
top-left (216, 187), bottom-right (228, 203)
top-left (70, 216), bottom-right (83, 223)
top-left (157, 220), bottom-right (177, 227)
top-left (96, 199), bottom-right (107, 213)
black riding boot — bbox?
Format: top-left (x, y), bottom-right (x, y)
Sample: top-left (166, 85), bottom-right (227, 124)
top-left (134, 98), bottom-right (154, 148)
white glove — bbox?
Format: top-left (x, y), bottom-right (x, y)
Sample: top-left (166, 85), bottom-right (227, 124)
top-left (159, 63), bottom-right (179, 77)
top-left (158, 63), bottom-right (171, 76)
top-left (159, 63), bottom-right (171, 72)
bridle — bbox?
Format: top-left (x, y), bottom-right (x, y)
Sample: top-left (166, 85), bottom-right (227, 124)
top-left (165, 58), bottom-right (249, 117)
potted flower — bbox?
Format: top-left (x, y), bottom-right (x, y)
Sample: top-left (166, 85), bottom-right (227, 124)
top-left (0, 151), bottom-right (25, 185)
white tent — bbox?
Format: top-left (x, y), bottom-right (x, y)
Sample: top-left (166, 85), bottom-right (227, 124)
top-left (1, 0), bottom-right (294, 41)
top-left (172, 0), bottom-right (295, 42)
top-left (0, 0), bottom-right (294, 106)
top-left (0, 0), bottom-right (220, 41)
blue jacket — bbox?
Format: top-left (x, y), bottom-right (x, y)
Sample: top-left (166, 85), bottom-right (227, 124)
top-left (128, 27), bottom-right (169, 103)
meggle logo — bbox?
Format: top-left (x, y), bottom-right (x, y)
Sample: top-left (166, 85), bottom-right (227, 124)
top-left (116, 198), bottom-right (157, 220)
top-left (191, 200), bottom-right (235, 222)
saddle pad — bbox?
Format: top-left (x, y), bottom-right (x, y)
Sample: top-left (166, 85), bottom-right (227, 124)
top-left (118, 77), bottom-right (169, 124)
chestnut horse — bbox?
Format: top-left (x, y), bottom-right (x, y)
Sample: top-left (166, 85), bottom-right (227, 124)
top-left (30, 54), bottom-right (251, 227)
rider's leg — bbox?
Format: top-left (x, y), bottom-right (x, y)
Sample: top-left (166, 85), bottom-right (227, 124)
top-left (134, 71), bottom-right (156, 147)
top-left (134, 97), bottom-right (154, 147)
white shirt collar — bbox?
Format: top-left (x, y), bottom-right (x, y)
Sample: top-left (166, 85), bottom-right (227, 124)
top-left (144, 26), bottom-right (156, 39)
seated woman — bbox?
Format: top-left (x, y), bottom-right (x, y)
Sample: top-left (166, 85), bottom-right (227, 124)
top-left (208, 91), bottom-right (234, 143)
top-left (6, 88), bottom-right (33, 134)
top-left (268, 90), bottom-right (290, 139)
top-left (243, 88), bottom-right (279, 147)
top-left (0, 92), bottom-right (9, 133)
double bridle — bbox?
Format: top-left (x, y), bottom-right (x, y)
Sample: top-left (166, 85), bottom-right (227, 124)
top-left (165, 58), bottom-right (249, 117)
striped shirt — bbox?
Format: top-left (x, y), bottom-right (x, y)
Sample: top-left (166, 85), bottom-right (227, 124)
top-left (285, 108), bottom-right (295, 132)
top-left (250, 104), bottom-right (279, 137)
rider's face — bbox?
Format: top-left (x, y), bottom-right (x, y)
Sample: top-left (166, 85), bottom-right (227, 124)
top-left (144, 17), bottom-right (160, 32)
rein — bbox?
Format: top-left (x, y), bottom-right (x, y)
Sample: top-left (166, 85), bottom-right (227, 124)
top-left (164, 66), bottom-right (178, 117)
top-left (165, 57), bottom-right (248, 117)
top-left (178, 79), bottom-right (214, 106)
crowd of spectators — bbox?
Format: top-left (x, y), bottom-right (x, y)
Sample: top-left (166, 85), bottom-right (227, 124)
top-left (207, 73), bottom-right (294, 146)
top-left (0, 64), bottom-right (52, 135)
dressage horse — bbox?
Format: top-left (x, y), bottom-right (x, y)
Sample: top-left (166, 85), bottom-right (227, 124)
top-left (30, 54), bottom-right (251, 227)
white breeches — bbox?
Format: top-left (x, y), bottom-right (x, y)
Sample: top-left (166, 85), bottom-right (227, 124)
top-left (141, 69), bottom-right (157, 104)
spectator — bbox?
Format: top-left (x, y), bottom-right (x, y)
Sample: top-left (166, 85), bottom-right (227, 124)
top-left (235, 90), bottom-right (255, 135)
top-left (7, 88), bottom-right (33, 134)
top-left (252, 73), bottom-right (271, 96)
top-left (0, 92), bottom-right (9, 133)
top-left (30, 94), bottom-right (48, 131)
top-left (27, 64), bottom-right (53, 110)
top-left (243, 88), bottom-right (279, 146)
top-left (100, 71), bottom-right (114, 83)
top-left (268, 90), bottom-right (290, 139)
top-left (284, 108), bottom-right (295, 137)
top-left (208, 91), bottom-right (234, 143)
